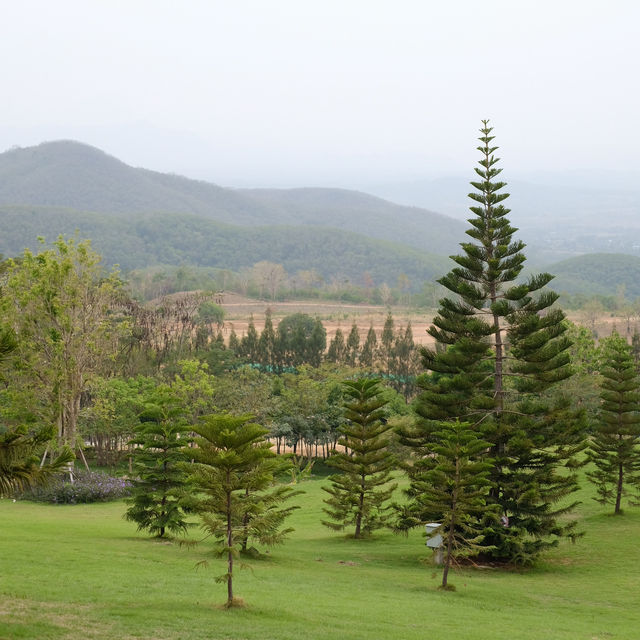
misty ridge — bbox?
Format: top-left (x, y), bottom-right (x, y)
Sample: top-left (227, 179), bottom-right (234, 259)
top-left (2, 139), bottom-right (640, 298)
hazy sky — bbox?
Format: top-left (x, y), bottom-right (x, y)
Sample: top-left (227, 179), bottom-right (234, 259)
top-left (2, 1), bottom-right (639, 187)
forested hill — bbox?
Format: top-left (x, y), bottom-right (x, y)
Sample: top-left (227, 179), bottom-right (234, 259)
top-left (547, 253), bottom-right (640, 298)
top-left (0, 141), bottom-right (465, 256)
top-left (0, 206), bottom-right (450, 286)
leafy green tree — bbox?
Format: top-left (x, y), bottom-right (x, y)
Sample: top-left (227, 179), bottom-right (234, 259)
top-left (212, 366), bottom-right (275, 424)
top-left (323, 378), bottom-right (396, 538)
top-left (587, 333), bottom-right (640, 514)
top-left (197, 300), bottom-right (225, 326)
top-left (1, 237), bottom-right (126, 461)
top-left (80, 375), bottom-right (153, 468)
top-left (275, 313), bottom-right (324, 367)
top-left (125, 388), bottom-right (192, 537)
top-left (401, 121), bottom-right (584, 564)
top-left (397, 421), bottom-right (496, 590)
top-left (169, 359), bottom-right (218, 423)
top-left (274, 366), bottom-right (343, 457)
top-left (188, 414), bottom-right (298, 608)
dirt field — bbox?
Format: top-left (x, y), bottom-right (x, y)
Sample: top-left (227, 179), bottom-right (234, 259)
top-left (214, 292), bottom-right (640, 346)
top-left (217, 292), bottom-right (437, 346)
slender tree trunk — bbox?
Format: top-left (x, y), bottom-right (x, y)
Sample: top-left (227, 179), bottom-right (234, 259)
top-left (442, 459), bottom-right (459, 589)
top-left (226, 484), bottom-right (233, 606)
top-left (241, 487), bottom-right (250, 552)
top-left (355, 472), bottom-right (366, 538)
top-left (615, 460), bottom-right (623, 515)
top-left (160, 495), bottom-right (166, 538)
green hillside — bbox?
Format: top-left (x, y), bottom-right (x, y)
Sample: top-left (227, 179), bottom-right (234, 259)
top-left (0, 206), bottom-right (450, 287)
top-left (0, 141), bottom-right (465, 256)
top-left (547, 253), bottom-right (640, 298)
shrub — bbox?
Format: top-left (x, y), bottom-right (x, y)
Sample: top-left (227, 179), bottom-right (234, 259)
top-left (21, 470), bottom-right (132, 504)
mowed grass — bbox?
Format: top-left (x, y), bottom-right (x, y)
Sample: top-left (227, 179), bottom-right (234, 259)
top-left (1, 475), bottom-right (638, 640)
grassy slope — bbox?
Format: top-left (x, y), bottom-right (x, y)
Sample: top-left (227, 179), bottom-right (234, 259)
top-left (0, 474), bottom-right (637, 640)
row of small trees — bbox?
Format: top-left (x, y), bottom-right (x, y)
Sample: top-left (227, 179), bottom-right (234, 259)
top-left (231, 310), bottom-right (420, 396)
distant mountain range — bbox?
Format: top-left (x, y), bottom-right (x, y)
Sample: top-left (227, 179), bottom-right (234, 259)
top-left (1, 140), bottom-right (639, 298)
top-left (0, 141), bottom-right (461, 287)
top-left (0, 140), bottom-right (465, 253)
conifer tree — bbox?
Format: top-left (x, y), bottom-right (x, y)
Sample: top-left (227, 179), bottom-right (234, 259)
top-left (239, 315), bottom-right (259, 362)
top-left (257, 308), bottom-right (276, 368)
top-left (327, 328), bottom-right (346, 363)
top-left (188, 414), bottom-right (299, 607)
top-left (124, 389), bottom-right (192, 538)
top-left (322, 379), bottom-right (396, 538)
top-left (397, 421), bottom-right (496, 590)
top-left (587, 332), bottom-right (640, 514)
top-left (400, 120), bottom-right (585, 564)
top-left (308, 318), bottom-right (327, 367)
top-left (228, 327), bottom-right (240, 354)
top-left (360, 325), bottom-right (378, 368)
top-left (380, 312), bottom-right (396, 374)
top-left (346, 323), bottom-right (360, 366)
top-left (392, 322), bottom-right (416, 398)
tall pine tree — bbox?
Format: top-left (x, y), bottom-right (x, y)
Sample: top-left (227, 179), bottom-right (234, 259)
top-left (399, 120), bottom-right (585, 564)
top-left (587, 332), bottom-right (640, 514)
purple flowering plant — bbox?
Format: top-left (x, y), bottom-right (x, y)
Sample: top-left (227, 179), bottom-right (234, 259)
top-left (21, 470), bottom-right (132, 504)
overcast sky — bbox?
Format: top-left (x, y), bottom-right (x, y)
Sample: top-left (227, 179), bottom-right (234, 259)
top-left (2, 1), bottom-right (638, 188)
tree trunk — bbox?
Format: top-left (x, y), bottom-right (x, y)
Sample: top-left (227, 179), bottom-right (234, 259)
top-left (442, 458), bottom-right (459, 589)
top-left (355, 475), bottom-right (365, 538)
top-left (615, 460), bottom-right (623, 515)
top-left (226, 475), bottom-right (234, 606)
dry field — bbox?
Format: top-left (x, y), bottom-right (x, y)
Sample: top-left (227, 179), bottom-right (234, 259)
top-left (218, 292), bottom-right (639, 346)
top-left (217, 292), bottom-right (437, 346)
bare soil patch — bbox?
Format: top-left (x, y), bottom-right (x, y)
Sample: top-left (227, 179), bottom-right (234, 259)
top-left (217, 292), bottom-right (437, 346)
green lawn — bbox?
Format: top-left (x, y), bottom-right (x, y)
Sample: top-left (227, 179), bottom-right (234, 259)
top-left (0, 475), bottom-right (638, 640)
